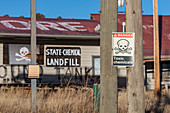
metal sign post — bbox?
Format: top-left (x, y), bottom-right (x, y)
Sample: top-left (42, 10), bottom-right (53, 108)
top-left (118, 0), bottom-right (124, 7)
top-left (31, 0), bottom-right (37, 112)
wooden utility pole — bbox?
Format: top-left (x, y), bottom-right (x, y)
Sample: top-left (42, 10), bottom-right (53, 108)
top-left (153, 0), bottom-right (160, 96)
top-left (126, 0), bottom-right (145, 113)
top-left (100, 0), bottom-right (118, 113)
top-left (31, 0), bottom-right (37, 112)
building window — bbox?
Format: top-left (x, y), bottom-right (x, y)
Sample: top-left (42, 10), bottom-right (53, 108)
top-left (93, 56), bottom-right (100, 75)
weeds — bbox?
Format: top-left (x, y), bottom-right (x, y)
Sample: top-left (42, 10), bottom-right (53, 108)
top-left (0, 87), bottom-right (169, 113)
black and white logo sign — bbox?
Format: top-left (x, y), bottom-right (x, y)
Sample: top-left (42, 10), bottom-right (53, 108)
top-left (112, 32), bottom-right (135, 66)
top-left (15, 47), bottom-right (31, 63)
top-left (9, 44), bottom-right (40, 65)
top-left (114, 39), bottom-right (132, 54)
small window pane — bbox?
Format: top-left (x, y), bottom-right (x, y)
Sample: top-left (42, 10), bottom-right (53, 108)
top-left (94, 57), bottom-right (100, 75)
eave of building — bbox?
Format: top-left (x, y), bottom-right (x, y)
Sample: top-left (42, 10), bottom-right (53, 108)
top-left (144, 55), bottom-right (170, 62)
top-left (0, 33), bottom-right (100, 40)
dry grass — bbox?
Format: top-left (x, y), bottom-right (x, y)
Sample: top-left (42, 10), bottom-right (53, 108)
top-left (118, 90), bottom-right (170, 113)
top-left (144, 91), bottom-right (170, 113)
top-left (0, 87), bottom-right (169, 113)
top-left (0, 87), bottom-right (94, 113)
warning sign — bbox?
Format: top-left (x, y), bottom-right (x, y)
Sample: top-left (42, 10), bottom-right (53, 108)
top-left (112, 32), bottom-right (135, 66)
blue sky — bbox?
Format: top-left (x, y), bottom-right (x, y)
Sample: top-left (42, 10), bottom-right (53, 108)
top-left (0, 0), bottom-right (169, 19)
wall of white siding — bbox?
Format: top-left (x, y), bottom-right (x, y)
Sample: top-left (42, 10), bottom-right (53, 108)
top-left (0, 44), bottom-right (100, 84)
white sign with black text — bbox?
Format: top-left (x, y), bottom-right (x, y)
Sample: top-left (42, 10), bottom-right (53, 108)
top-left (112, 32), bottom-right (135, 66)
top-left (46, 47), bottom-right (81, 67)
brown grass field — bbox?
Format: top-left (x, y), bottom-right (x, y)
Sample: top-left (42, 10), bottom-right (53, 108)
top-left (0, 86), bottom-right (169, 113)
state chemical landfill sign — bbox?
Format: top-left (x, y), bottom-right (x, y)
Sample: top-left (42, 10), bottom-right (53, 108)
top-left (112, 32), bottom-right (135, 66)
top-left (46, 47), bottom-right (81, 67)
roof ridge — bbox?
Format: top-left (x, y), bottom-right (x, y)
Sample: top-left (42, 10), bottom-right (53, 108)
top-left (0, 16), bottom-right (99, 22)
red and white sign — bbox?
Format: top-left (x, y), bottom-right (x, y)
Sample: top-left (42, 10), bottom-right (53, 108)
top-left (112, 32), bottom-right (135, 66)
top-left (113, 33), bottom-right (134, 38)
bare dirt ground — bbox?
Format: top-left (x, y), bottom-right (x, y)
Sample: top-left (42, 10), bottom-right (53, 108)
top-left (0, 86), bottom-right (169, 113)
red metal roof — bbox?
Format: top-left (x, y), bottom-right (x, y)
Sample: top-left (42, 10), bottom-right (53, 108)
top-left (0, 16), bottom-right (100, 36)
top-left (1, 15), bottom-right (170, 58)
top-left (91, 14), bottom-right (170, 57)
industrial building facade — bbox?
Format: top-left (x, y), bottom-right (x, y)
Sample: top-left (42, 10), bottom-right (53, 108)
top-left (0, 15), bottom-right (170, 89)
top-left (0, 16), bottom-right (100, 85)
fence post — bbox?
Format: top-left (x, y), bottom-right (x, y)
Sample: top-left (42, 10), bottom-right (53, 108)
top-left (93, 84), bottom-right (100, 112)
